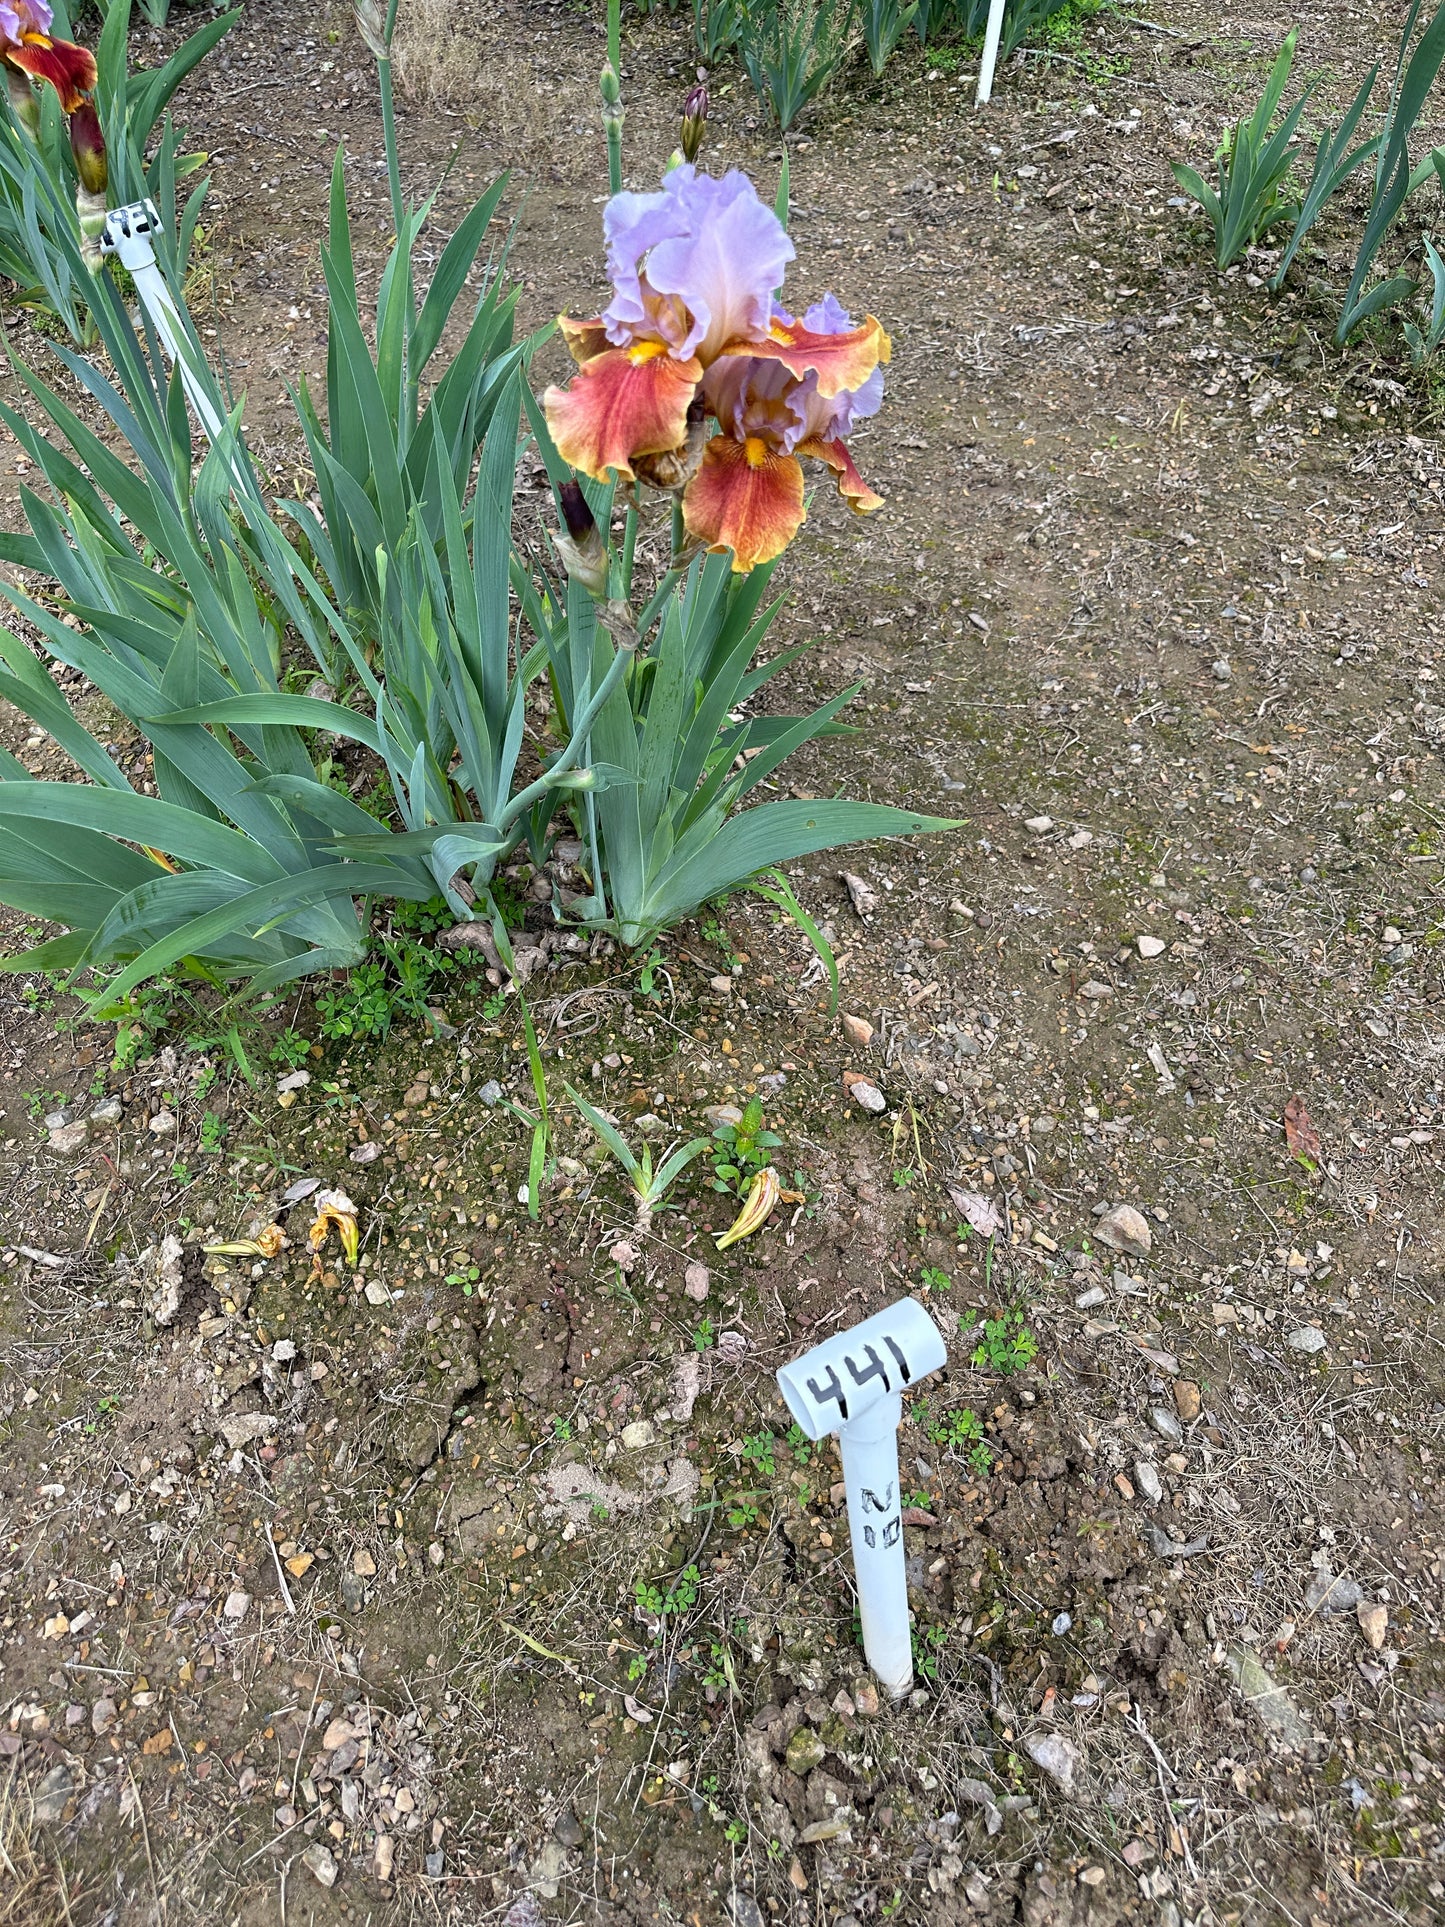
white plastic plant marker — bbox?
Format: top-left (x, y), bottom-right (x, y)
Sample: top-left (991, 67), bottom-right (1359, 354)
top-left (777, 1297), bottom-right (947, 1699)
top-left (100, 201), bottom-right (231, 450)
top-left (977, 0), bottom-right (1008, 106)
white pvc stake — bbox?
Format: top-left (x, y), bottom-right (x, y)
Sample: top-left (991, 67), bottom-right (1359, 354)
top-left (977, 0), bottom-right (1008, 106)
top-left (777, 1297), bottom-right (947, 1700)
top-left (100, 201), bottom-right (232, 451)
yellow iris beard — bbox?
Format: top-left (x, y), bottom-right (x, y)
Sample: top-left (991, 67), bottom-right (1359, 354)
top-left (743, 436), bottom-right (769, 469)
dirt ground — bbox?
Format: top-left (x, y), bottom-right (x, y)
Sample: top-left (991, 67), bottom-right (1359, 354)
top-left (2, 1), bottom-right (1445, 1923)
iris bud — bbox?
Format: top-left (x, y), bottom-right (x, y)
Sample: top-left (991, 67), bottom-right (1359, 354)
top-left (553, 481), bottom-right (610, 600)
top-left (680, 84), bottom-right (708, 164)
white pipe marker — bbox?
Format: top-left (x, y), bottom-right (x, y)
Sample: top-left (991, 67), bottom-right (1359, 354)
top-left (977, 0), bottom-right (1008, 107)
top-left (777, 1297), bottom-right (947, 1699)
top-left (100, 201), bottom-right (231, 450)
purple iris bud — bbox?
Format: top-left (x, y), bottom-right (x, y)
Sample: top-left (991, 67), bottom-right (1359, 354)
top-left (680, 83), bottom-right (708, 164)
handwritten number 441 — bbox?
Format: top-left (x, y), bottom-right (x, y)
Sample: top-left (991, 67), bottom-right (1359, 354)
top-left (806, 1336), bottom-right (912, 1422)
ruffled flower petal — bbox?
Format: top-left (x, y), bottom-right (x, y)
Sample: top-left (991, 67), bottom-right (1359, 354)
top-left (800, 436), bottom-right (884, 516)
top-left (683, 432), bottom-right (806, 573)
top-left (544, 342), bottom-right (702, 485)
top-left (6, 31), bottom-right (96, 111)
top-left (703, 355), bottom-right (807, 455)
top-left (558, 314), bottom-right (611, 367)
top-left (603, 164), bottom-right (794, 366)
top-left (721, 312), bottom-right (890, 401)
top-left (0, 0), bottom-right (54, 43)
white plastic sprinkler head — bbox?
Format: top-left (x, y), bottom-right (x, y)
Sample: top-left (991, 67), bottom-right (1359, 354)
top-left (777, 1298), bottom-right (947, 1699)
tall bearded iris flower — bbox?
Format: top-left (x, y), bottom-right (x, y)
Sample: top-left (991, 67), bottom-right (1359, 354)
top-left (0, 0), bottom-right (97, 118)
top-left (685, 295), bottom-right (889, 572)
top-left (546, 167), bottom-right (890, 571)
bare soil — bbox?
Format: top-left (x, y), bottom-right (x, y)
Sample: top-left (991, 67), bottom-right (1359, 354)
top-left (2, 2), bottom-right (1445, 1924)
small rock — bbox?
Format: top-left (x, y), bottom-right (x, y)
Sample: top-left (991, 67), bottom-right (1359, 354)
top-left (303, 1842), bottom-right (338, 1888)
top-left (1136, 934), bottom-right (1166, 959)
top-left (88, 1097), bottom-right (122, 1126)
top-left (1304, 1569), bottom-right (1363, 1615)
top-left (48, 1120), bottom-right (90, 1155)
top-left (353, 1549), bottom-right (377, 1577)
top-left (1225, 1646), bottom-right (1313, 1749)
top-left (840, 1012), bottom-right (874, 1047)
top-left (321, 1718), bottom-right (356, 1751)
top-left (683, 1261), bottom-right (710, 1303)
top-left (1093, 1203), bottom-right (1152, 1258)
top-left (363, 1279), bottom-right (393, 1308)
top-left (708, 975), bottom-right (733, 996)
top-left (1287, 1326), bottom-right (1326, 1354)
top-left (218, 1413), bottom-right (271, 1449)
top-left (1212, 658), bottom-right (1232, 682)
top-left (1052, 1612), bottom-right (1072, 1635)
top-left (402, 1080), bottom-right (429, 1108)
top-left (425, 1850), bottom-right (446, 1878)
top-left (223, 1590), bottom-right (251, 1620)
top-left (843, 1074), bottom-right (886, 1114)
top-left (476, 1079), bottom-right (503, 1107)
top-left (1173, 1380), bottom-right (1202, 1423)
top-left (1024, 815), bottom-right (1054, 834)
top-left (705, 1103), bottom-right (743, 1129)
top-left (619, 1419), bottom-right (656, 1450)
top-left (91, 1696), bottom-right (117, 1736)
top-left (1148, 1407), bottom-right (1183, 1444)
top-left (145, 1232), bottom-right (186, 1327)
top-left (728, 1891), bottom-right (765, 1927)
top-left (635, 1113), bottom-right (665, 1138)
top-left (552, 1807), bottom-right (583, 1848)
top-left (147, 1108), bottom-right (177, 1137)
top-left (1358, 1602), bottom-right (1388, 1652)
top-left (1024, 1732), bottom-right (1083, 1797)
top-left (784, 1727), bottom-right (826, 1776)
top-left (276, 1070), bottom-right (311, 1094)
top-left (373, 1835), bottom-right (395, 1882)
top-left (851, 1679), bottom-right (880, 1717)
top-left (1075, 1285), bottom-right (1106, 1309)
top-left (32, 1763), bottom-right (74, 1824)
top-left (1134, 1460), bottom-right (1163, 1505)
top-left (840, 872), bottom-right (878, 918)
top-left (799, 1815), bottom-right (852, 1843)
top-left (271, 1339), bottom-right (297, 1364)
top-left (1078, 1866), bottom-right (1106, 1888)
top-left (609, 1240), bottom-right (640, 1275)
top-left (350, 1140), bottom-right (382, 1164)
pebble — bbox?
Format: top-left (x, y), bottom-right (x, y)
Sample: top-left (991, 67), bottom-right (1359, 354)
top-left (840, 1012), bottom-right (874, 1047)
top-left (352, 1549), bottom-right (377, 1577)
top-left (683, 1261), bottom-right (710, 1302)
top-left (48, 1120), bottom-right (90, 1154)
top-left (709, 975), bottom-right (733, 996)
top-left (1287, 1326), bottom-right (1326, 1354)
top-left (302, 1842), bottom-right (338, 1888)
top-left (1305, 1569), bottom-right (1364, 1614)
top-left (843, 1075), bottom-right (886, 1114)
top-left (321, 1718), bottom-right (356, 1750)
top-left (1134, 1460), bottom-right (1163, 1505)
top-left (1024, 1732), bottom-right (1083, 1797)
top-left (402, 1079), bottom-right (429, 1108)
top-left (374, 1834), bottom-right (395, 1881)
top-left (147, 1108), bottom-right (177, 1137)
top-left (88, 1097), bottom-right (122, 1125)
top-left (223, 1590), bottom-right (251, 1620)
top-left (1093, 1203), bottom-right (1152, 1258)
top-left (363, 1280), bottom-right (393, 1307)
top-left (1136, 934), bottom-right (1166, 959)
top-left (476, 1079), bottom-right (503, 1107)
top-left (1074, 1285), bottom-right (1107, 1310)
top-left (276, 1070), bottom-right (311, 1094)
top-left (350, 1141), bottom-right (382, 1163)
top-left (1148, 1407), bottom-right (1183, 1444)
top-left (851, 1678), bottom-right (880, 1717)
top-left (1173, 1380), bottom-right (1202, 1423)
top-left (1212, 658), bottom-right (1232, 682)
top-left (784, 1727), bottom-right (826, 1776)
top-left (619, 1419), bottom-right (656, 1450)
top-left (271, 1340), bottom-right (297, 1364)
top-left (1052, 1612), bottom-right (1072, 1635)
top-left (1358, 1602), bottom-right (1388, 1651)
top-left (1024, 814), bottom-right (1054, 834)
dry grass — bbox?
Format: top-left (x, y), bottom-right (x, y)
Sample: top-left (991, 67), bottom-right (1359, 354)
top-left (393, 0), bottom-right (593, 167)
top-left (0, 1767), bottom-right (66, 1927)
